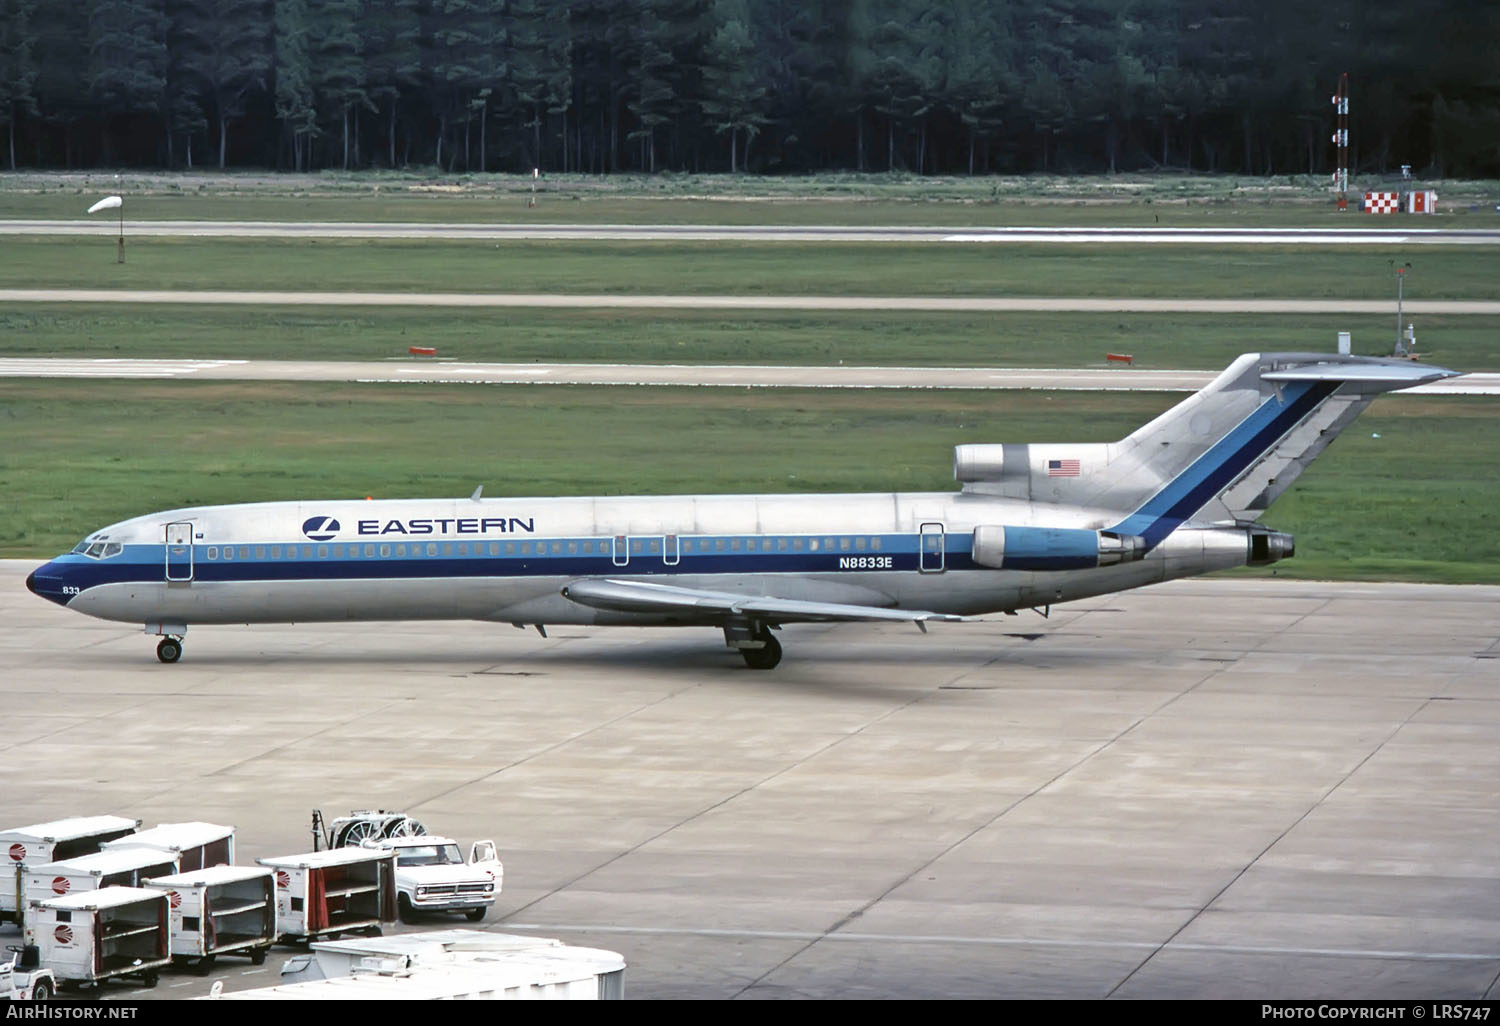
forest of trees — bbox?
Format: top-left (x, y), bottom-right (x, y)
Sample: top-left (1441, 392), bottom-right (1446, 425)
top-left (0, 0), bottom-right (1497, 178)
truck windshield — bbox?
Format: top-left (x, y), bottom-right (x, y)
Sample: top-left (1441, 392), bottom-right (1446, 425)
top-left (396, 844), bottom-right (463, 867)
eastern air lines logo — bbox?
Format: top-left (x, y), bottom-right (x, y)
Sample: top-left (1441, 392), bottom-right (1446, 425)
top-left (301, 516), bottom-right (341, 541)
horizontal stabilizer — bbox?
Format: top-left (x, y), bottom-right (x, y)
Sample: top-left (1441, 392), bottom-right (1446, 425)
top-left (562, 578), bottom-right (964, 625)
top-left (1261, 361), bottom-right (1460, 389)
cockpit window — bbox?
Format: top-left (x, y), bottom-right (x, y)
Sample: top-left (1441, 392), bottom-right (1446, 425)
top-left (77, 542), bottom-right (123, 559)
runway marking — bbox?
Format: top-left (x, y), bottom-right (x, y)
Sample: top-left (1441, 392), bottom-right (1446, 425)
top-left (500, 923), bottom-right (1497, 962)
top-left (4, 358), bottom-right (1492, 393)
top-left (3, 288), bottom-right (1500, 315)
top-left (0, 357), bottom-right (246, 378)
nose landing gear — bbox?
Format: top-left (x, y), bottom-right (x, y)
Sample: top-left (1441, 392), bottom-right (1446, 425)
top-left (156, 637), bottom-right (183, 663)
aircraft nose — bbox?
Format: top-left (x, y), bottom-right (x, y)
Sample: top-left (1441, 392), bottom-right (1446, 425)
top-left (26, 564), bottom-right (72, 606)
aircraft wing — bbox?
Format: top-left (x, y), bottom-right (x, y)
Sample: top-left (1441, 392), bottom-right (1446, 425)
top-left (561, 578), bottom-right (965, 625)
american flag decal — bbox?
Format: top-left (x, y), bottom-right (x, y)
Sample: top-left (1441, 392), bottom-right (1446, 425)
top-left (1047, 459), bottom-right (1081, 477)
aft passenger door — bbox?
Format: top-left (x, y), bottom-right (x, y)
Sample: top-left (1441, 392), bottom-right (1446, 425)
top-left (164, 522), bottom-right (194, 582)
top-left (919, 522), bottom-right (946, 573)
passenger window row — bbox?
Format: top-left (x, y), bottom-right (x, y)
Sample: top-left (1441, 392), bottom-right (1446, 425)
top-left (195, 535), bottom-right (890, 560)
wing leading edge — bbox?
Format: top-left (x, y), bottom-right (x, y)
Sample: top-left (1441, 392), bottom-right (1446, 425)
top-left (561, 578), bottom-right (965, 625)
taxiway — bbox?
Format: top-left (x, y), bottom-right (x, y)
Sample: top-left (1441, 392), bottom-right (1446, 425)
top-left (2, 561), bottom-right (1496, 999)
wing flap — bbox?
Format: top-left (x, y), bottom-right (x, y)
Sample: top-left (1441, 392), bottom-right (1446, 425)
top-left (561, 578), bottom-right (964, 624)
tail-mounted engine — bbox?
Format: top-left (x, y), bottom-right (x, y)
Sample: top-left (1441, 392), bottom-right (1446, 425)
top-left (972, 525), bottom-right (1146, 571)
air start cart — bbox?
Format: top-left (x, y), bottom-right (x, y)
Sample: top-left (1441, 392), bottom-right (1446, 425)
top-left (311, 809), bottom-right (428, 850)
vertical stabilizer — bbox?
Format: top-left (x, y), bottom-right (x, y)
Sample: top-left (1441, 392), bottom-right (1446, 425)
top-left (956, 353), bottom-right (1459, 547)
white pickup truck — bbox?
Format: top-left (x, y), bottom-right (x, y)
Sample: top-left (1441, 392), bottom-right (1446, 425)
top-left (367, 836), bottom-right (501, 924)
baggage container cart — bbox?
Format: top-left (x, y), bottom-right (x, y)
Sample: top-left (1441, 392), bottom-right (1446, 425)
top-left (256, 848), bottom-right (395, 943)
top-left (23, 849), bottom-right (179, 928)
top-left (28, 886), bottom-right (170, 990)
top-left (211, 930), bottom-right (626, 1000)
top-left (102, 821), bottom-right (234, 872)
top-left (142, 866), bottom-right (275, 971)
top-left (2, 816), bottom-right (140, 925)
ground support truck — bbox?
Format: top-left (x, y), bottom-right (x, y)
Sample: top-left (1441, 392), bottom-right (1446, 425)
top-left (2, 816), bottom-right (140, 926)
top-left (142, 865), bottom-right (276, 972)
top-left (27, 886), bottom-right (171, 990)
top-left (1, 945), bottom-right (57, 1000)
top-left (371, 835), bottom-right (501, 923)
top-left (256, 848), bottom-right (395, 943)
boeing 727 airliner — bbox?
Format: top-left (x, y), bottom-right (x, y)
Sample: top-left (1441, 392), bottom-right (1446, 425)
top-left (27, 353), bottom-right (1456, 668)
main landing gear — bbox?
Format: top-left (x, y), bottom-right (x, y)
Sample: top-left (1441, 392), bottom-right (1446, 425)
top-left (740, 632), bottom-right (782, 670)
top-left (725, 621), bottom-right (783, 670)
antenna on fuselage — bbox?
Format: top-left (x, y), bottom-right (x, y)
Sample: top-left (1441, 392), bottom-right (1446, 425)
top-left (470, 486), bottom-right (484, 501)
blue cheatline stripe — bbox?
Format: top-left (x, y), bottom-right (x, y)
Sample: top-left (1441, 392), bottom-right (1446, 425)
top-left (46, 533), bottom-right (997, 593)
top-left (1108, 380), bottom-right (1336, 548)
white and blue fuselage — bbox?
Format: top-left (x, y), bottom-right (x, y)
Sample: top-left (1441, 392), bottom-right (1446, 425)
top-left (27, 354), bottom-right (1456, 668)
top-left (28, 490), bottom-right (1234, 629)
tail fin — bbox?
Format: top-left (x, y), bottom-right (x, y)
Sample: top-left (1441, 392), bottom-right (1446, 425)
top-left (956, 353), bottom-right (1460, 546)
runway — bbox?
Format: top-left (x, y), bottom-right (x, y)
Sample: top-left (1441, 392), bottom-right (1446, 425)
top-left (5, 220), bottom-right (1500, 245)
top-left (2, 358), bottom-right (1494, 394)
top-left (2, 560), bottom-right (1496, 1000)
top-left (3, 288), bottom-right (1500, 316)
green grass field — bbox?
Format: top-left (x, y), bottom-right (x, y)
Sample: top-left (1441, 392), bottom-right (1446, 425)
top-left (4, 380), bottom-right (1495, 583)
top-left (4, 305), bottom-right (1496, 371)
top-left (6, 235), bottom-right (1500, 300)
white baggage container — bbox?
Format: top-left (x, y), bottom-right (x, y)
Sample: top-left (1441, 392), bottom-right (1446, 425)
top-left (28, 886), bottom-right (171, 990)
top-left (102, 821), bottom-right (234, 872)
top-left (23, 849), bottom-right (180, 924)
top-left (2, 816), bottom-right (141, 924)
top-left (256, 848), bottom-right (395, 942)
top-left (209, 930), bottom-right (626, 1000)
top-left (280, 929), bottom-right (627, 998)
top-left (142, 866), bottom-right (276, 970)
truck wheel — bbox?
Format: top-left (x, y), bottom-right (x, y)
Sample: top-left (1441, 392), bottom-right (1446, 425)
top-left (194, 955), bottom-right (216, 975)
top-left (141, 970), bottom-right (159, 988)
top-left (397, 894), bottom-right (416, 924)
top-left (30, 979), bottom-right (53, 1001)
top-left (250, 947), bottom-right (268, 966)
top-left (465, 907), bottom-right (486, 922)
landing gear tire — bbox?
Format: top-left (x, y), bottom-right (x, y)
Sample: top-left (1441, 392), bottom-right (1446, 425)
top-left (740, 631), bottom-right (782, 670)
top-left (156, 637), bottom-right (182, 664)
